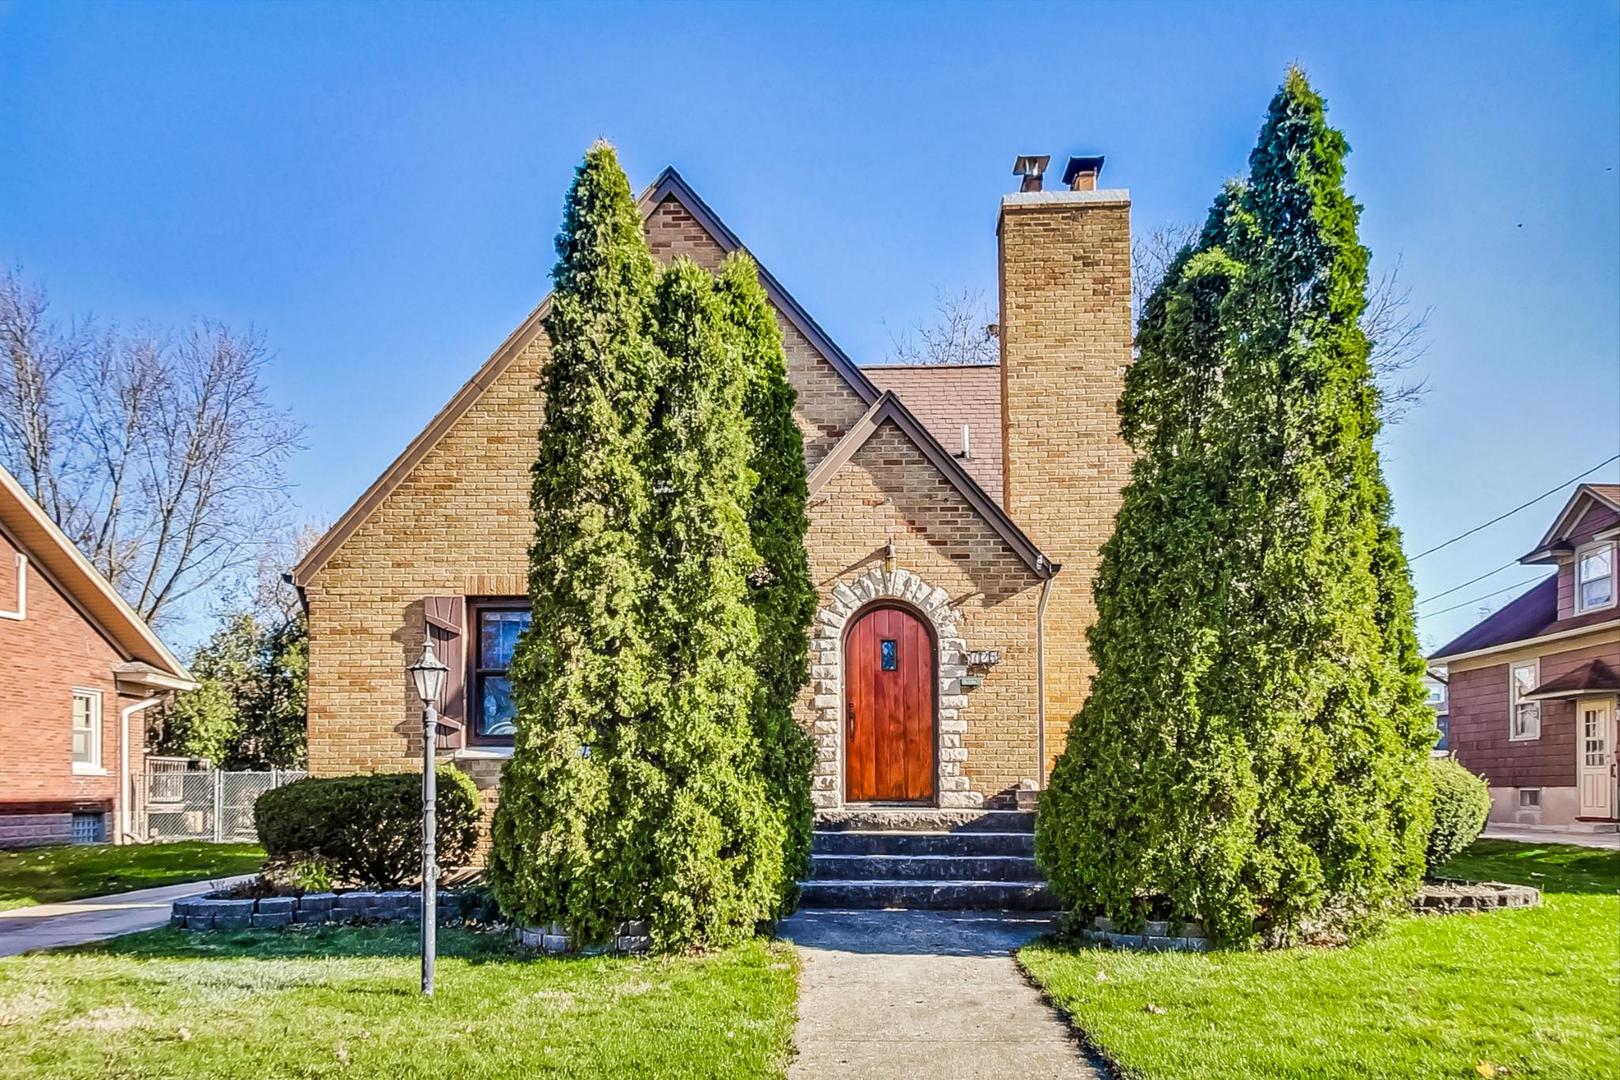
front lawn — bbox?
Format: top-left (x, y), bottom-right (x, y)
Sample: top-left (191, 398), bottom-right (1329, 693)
top-left (1021, 840), bottom-right (1619, 1079)
top-left (0, 843), bottom-right (265, 912)
top-left (0, 924), bottom-right (797, 1078)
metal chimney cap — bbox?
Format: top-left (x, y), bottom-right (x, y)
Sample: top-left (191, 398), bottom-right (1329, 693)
top-left (1012, 154), bottom-right (1051, 178)
top-left (1062, 155), bottom-right (1106, 188)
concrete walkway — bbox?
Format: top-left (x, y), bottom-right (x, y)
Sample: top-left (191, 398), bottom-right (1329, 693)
top-left (0, 875), bottom-right (253, 957)
top-left (1482, 825), bottom-right (1619, 850)
top-left (778, 909), bottom-right (1101, 1079)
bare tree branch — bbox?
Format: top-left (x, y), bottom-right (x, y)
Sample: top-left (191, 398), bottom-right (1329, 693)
top-left (1130, 224), bottom-right (1432, 425)
top-left (887, 287), bottom-right (999, 366)
top-left (0, 268), bottom-right (303, 627)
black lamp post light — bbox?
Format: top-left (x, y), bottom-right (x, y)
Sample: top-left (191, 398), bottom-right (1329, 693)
top-left (407, 641), bottom-right (449, 996)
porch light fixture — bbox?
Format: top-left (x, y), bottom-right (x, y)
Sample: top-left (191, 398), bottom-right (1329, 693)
top-left (408, 641), bottom-right (450, 996)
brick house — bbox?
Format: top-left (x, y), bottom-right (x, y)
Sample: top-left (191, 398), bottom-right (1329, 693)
top-left (1430, 484), bottom-right (1620, 829)
top-left (292, 155), bottom-right (1129, 824)
top-left (0, 464), bottom-right (196, 848)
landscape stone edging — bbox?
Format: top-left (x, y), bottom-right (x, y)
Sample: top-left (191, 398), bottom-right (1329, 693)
top-left (1071, 881), bottom-right (1542, 952)
top-left (1075, 916), bottom-right (1210, 953)
top-left (1415, 880), bottom-right (1541, 914)
top-left (517, 920), bottom-right (651, 955)
top-left (172, 889), bottom-right (479, 930)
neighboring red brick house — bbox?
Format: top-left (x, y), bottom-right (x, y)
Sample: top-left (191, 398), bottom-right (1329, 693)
top-left (0, 464), bottom-right (196, 848)
top-left (1431, 484), bottom-right (1620, 829)
top-left (293, 156), bottom-right (1131, 816)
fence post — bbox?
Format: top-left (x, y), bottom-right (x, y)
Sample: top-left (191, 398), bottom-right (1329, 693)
top-left (213, 769), bottom-right (224, 843)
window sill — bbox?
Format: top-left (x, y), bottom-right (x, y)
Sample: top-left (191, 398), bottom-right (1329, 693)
top-left (1508, 733), bottom-right (1541, 743)
top-left (453, 746), bottom-right (514, 761)
top-left (72, 764), bottom-right (108, 775)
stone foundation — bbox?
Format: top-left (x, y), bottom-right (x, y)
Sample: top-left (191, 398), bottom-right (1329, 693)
top-left (0, 811), bottom-right (73, 849)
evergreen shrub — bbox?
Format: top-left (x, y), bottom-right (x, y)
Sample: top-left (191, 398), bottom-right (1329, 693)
top-left (1425, 758), bottom-right (1490, 872)
top-left (255, 769), bottom-right (481, 888)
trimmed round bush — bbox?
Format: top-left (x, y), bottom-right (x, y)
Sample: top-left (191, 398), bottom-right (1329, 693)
top-left (255, 769), bottom-right (482, 888)
top-left (1426, 757), bottom-right (1490, 872)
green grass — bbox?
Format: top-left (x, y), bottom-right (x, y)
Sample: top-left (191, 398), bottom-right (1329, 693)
top-left (0, 843), bottom-right (265, 911)
top-left (1021, 840), bottom-right (1620, 1079)
top-left (0, 924), bottom-right (797, 1079)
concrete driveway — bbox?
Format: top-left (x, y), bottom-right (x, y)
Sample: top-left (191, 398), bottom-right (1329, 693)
top-left (0, 875), bottom-right (253, 957)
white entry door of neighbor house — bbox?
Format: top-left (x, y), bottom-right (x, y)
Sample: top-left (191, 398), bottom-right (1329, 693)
top-left (1577, 698), bottom-right (1617, 821)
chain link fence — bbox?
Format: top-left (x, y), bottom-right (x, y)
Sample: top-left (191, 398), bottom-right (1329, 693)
top-left (137, 758), bottom-right (306, 842)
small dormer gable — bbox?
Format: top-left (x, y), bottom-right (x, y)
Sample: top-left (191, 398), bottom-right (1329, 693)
top-left (1522, 484), bottom-right (1620, 620)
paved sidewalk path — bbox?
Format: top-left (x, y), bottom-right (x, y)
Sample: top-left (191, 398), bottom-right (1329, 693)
top-left (1482, 826), bottom-right (1619, 850)
top-left (0, 875), bottom-right (253, 957)
top-left (778, 909), bottom-right (1101, 1079)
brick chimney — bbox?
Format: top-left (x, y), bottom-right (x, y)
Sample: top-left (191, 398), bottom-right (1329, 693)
top-left (997, 153), bottom-right (1131, 778)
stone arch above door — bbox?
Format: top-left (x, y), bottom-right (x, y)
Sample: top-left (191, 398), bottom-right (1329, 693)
top-left (809, 566), bottom-right (979, 808)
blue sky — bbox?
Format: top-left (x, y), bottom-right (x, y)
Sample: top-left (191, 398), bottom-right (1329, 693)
top-left (1, 0), bottom-right (1616, 652)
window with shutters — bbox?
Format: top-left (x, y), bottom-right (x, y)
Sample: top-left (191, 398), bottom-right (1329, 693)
top-left (471, 602), bottom-right (530, 742)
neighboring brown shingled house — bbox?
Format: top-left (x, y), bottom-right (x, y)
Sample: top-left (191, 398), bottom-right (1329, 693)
top-left (293, 159), bottom-right (1131, 825)
top-left (1431, 483), bottom-right (1620, 829)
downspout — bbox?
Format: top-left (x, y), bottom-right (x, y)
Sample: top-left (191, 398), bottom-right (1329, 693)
top-left (120, 695), bottom-right (165, 844)
top-left (1035, 563), bottom-right (1058, 789)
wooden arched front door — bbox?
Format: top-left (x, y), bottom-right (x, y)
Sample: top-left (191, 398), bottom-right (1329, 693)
top-left (844, 605), bottom-right (935, 803)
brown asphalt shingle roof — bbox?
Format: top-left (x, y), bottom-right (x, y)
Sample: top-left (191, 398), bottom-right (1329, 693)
top-left (863, 364), bottom-right (1003, 502)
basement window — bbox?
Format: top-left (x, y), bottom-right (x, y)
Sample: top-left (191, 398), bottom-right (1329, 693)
top-left (70, 812), bottom-right (106, 844)
top-left (1518, 788), bottom-right (1541, 809)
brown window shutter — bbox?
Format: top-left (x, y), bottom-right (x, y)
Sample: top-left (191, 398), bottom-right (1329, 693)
top-left (424, 596), bottom-right (466, 750)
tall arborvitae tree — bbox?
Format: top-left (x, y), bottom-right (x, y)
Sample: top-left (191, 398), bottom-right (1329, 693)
top-left (488, 143), bottom-right (661, 942)
top-left (1036, 69), bottom-right (1432, 945)
top-left (631, 259), bottom-right (785, 948)
top-left (719, 254), bottom-right (817, 918)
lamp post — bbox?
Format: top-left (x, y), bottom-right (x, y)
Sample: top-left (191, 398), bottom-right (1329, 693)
top-left (408, 641), bottom-right (448, 997)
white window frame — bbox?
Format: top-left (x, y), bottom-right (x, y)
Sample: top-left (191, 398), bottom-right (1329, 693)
top-left (1518, 787), bottom-right (1541, 808)
top-left (1509, 659), bottom-right (1541, 741)
top-left (1574, 540), bottom-right (1616, 614)
top-left (71, 688), bottom-right (103, 773)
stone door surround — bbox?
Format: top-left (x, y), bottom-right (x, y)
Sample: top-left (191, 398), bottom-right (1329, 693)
top-left (809, 566), bottom-right (978, 809)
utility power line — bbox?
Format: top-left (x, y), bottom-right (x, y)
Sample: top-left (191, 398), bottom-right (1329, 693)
top-left (1422, 576), bottom-right (1550, 619)
top-left (1418, 557), bottom-right (1521, 608)
top-left (1410, 454), bottom-right (1620, 562)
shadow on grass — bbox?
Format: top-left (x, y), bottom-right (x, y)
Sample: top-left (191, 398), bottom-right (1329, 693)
top-left (777, 908), bottom-right (1062, 956)
top-left (1439, 839), bottom-right (1620, 896)
top-left (68, 923), bottom-right (589, 967)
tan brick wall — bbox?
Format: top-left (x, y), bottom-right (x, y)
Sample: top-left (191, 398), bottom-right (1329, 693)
top-left (646, 197), bottom-right (868, 467)
top-left (304, 200), bottom-right (887, 806)
top-left (804, 422), bottom-right (1044, 805)
top-left (997, 193), bottom-right (1133, 777)
top-left (304, 186), bottom-right (1128, 820)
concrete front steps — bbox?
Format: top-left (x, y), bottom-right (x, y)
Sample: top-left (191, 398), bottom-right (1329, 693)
top-left (798, 808), bottom-right (1057, 911)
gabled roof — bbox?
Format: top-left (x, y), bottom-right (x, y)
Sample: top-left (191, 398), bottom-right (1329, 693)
top-left (1429, 574), bottom-right (1618, 662)
top-left (808, 392), bottom-right (1056, 579)
top-left (0, 463), bottom-right (194, 686)
top-left (1521, 483), bottom-right (1620, 563)
top-left (294, 167), bottom-right (1023, 589)
top-left (863, 364), bottom-right (1003, 502)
